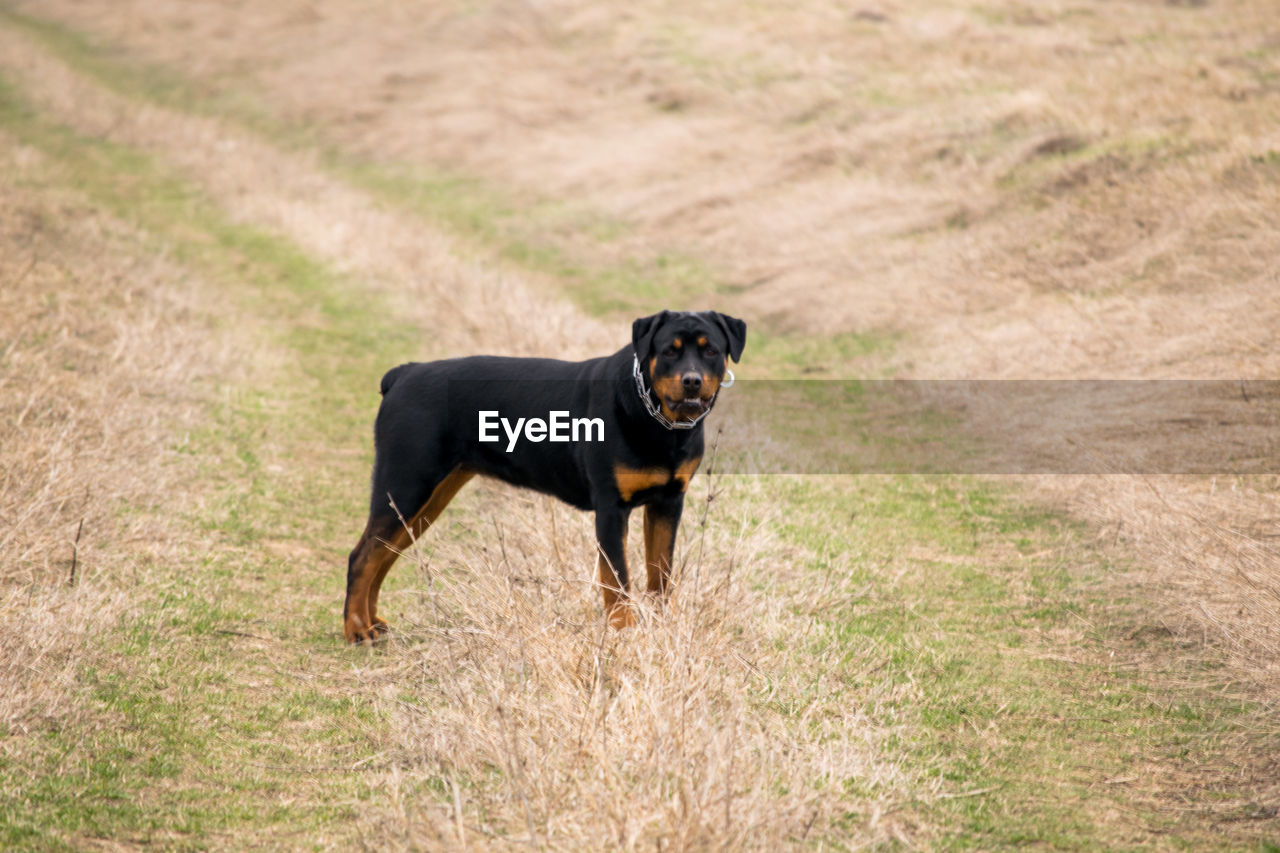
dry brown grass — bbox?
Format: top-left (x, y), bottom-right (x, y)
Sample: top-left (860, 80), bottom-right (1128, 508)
top-left (351, 475), bottom-right (908, 848)
top-left (0, 132), bottom-right (232, 748)
top-left (1027, 474), bottom-right (1280, 682)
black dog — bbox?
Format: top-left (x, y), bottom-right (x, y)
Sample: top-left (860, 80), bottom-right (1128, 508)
top-left (343, 310), bottom-right (746, 643)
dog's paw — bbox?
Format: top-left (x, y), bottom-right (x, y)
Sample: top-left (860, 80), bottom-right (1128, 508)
top-left (344, 616), bottom-right (390, 646)
top-left (607, 604), bottom-right (636, 630)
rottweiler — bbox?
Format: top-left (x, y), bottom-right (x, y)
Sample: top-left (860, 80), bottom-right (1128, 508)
top-left (343, 310), bottom-right (747, 643)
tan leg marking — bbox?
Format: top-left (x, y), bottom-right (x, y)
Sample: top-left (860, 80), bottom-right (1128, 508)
top-left (643, 507), bottom-right (677, 596)
top-left (597, 526), bottom-right (633, 629)
top-left (345, 536), bottom-right (400, 643)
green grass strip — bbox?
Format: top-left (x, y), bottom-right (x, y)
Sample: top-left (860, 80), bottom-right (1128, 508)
top-left (776, 476), bottom-right (1267, 849)
top-left (0, 71), bottom-right (416, 849)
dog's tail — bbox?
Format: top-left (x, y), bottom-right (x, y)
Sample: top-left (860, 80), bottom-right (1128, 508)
top-left (379, 363), bottom-right (411, 397)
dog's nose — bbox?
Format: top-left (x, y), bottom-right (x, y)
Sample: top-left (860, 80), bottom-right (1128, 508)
top-left (681, 373), bottom-right (703, 394)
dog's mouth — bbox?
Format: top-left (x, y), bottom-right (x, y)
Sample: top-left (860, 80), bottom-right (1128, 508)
top-left (664, 395), bottom-right (712, 420)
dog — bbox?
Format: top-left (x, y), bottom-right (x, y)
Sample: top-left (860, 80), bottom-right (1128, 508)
top-left (343, 310), bottom-right (747, 643)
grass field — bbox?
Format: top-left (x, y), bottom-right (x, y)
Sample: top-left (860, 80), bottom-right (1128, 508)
top-left (2, 1), bottom-right (1278, 849)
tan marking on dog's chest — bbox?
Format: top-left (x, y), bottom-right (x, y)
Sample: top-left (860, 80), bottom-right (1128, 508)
top-left (674, 456), bottom-right (702, 489)
top-left (614, 458), bottom-right (703, 501)
top-left (614, 464), bottom-right (671, 501)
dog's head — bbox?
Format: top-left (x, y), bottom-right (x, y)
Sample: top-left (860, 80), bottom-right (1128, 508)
top-left (632, 310), bottom-right (747, 423)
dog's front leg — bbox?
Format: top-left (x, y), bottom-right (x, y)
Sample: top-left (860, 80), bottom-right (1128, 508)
top-left (594, 506), bottom-right (633, 628)
top-left (643, 493), bottom-right (684, 598)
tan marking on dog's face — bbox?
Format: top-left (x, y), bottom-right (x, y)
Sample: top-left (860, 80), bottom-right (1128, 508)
top-left (693, 334), bottom-right (726, 401)
top-left (700, 371), bottom-right (721, 399)
top-left (614, 463), bottom-right (672, 501)
top-left (649, 356), bottom-right (686, 420)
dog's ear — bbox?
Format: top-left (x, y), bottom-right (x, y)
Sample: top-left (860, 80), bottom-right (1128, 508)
top-left (632, 311), bottom-right (670, 366)
top-left (708, 312), bottom-right (747, 363)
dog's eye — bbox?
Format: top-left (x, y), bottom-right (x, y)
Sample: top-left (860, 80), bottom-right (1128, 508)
top-left (704, 346), bottom-right (718, 356)
top-left (662, 346), bottom-right (678, 357)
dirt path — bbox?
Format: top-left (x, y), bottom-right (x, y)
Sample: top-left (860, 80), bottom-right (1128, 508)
top-left (9, 0), bottom-right (1278, 377)
top-left (0, 23), bottom-right (604, 363)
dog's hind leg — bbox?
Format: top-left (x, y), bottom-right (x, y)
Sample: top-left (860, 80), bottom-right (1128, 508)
top-left (344, 466), bottom-right (475, 644)
top-left (367, 466), bottom-right (474, 633)
top-left (344, 516), bottom-right (407, 644)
